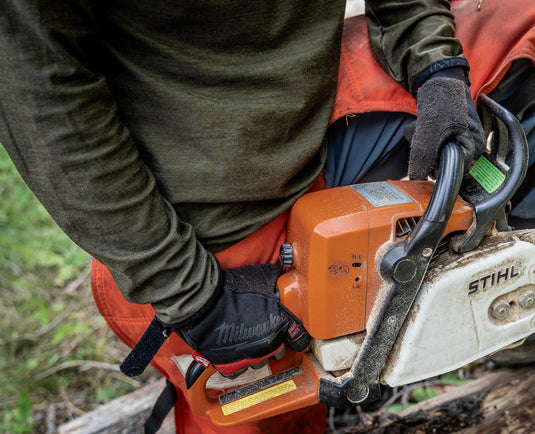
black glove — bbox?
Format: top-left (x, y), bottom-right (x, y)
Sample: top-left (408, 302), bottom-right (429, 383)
top-left (406, 66), bottom-right (486, 179)
top-left (120, 263), bottom-right (310, 378)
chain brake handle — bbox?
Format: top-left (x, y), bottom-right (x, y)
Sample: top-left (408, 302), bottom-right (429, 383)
top-left (451, 94), bottom-right (529, 252)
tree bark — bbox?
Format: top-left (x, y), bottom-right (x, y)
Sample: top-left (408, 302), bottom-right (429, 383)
top-left (346, 367), bottom-right (535, 433)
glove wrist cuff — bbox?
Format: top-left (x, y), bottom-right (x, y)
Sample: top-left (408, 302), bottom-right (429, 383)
top-left (412, 57), bottom-right (470, 97)
top-left (169, 259), bottom-right (224, 329)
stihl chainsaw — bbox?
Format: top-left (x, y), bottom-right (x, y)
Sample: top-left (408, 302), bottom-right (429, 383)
top-left (181, 95), bottom-right (531, 426)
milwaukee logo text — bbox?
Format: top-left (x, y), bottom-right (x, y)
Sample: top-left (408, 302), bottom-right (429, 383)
top-left (215, 314), bottom-right (282, 346)
top-left (468, 265), bottom-right (520, 295)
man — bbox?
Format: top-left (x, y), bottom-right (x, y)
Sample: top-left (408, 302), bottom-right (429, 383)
top-left (3, 0), bottom-right (531, 432)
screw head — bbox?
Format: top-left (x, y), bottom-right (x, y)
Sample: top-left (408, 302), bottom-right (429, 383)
top-left (520, 292), bottom-right (535, 310)
top-left (422, 247), bottom-right (433, 257)
top-left (491, 301), bottom-right (510, 320)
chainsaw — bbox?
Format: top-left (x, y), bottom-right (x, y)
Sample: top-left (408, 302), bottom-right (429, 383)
top-left (180, 95), bottom-right (531, 426)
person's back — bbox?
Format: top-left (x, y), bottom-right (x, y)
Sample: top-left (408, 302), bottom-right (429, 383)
top-left (96, 0), bottom-right (345, 251)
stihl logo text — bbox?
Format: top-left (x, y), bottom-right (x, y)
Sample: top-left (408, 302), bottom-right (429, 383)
top-left (468, 265), bottom-right (520, 295)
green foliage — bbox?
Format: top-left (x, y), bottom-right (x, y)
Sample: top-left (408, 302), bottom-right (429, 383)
top-left (387, 371), bottom-right (471, 414)
top-left (0, 146), bottom-right (87, 289)
top-left (412, 386), bottom-right (437, 402)
top-left (386, 403), bottom-right (412, 414)
top-left (440, 371), bottom-right (471, 386)
top-left (96, 387), bottom-right (117, 404)
top-left (0, 145), bottom-right (149, 429)
top-left (0, 393), bottom-right (33, 434)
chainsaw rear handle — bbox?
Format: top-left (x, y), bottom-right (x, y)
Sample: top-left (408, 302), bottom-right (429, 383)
top-left (184, 349), bottom-right (321, 426)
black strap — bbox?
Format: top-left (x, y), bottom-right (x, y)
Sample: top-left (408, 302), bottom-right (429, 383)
top-left (120, 316), bottom-right (169, 377)
top-left (145, 380), bottom-right (178, 434)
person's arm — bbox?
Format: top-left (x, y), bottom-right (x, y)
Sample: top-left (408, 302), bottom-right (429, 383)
top-left (0, 0), bottom-right (218, 323)
top-left (0, 1), bottom-right (310, 377)
top-left (365, 0), bottom-right (485, 179)
top-left (365, 0), bottom-right (466, 94)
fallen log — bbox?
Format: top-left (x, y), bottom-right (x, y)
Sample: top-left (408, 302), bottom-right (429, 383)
top-left (346, 366), bottom-right (535, 433)
top-left (57, 378), bottom-right (174, 434)
top-left (57, 366), bottom-right (535, 433)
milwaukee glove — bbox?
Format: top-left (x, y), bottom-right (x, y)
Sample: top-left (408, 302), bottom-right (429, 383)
top-left (120, 263), bottom-right (310, 378)
top-left (406, 66), bottom-right (486, 179)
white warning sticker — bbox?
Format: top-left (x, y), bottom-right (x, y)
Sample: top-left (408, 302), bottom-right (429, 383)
top-left (352, 182), bottom-right (412, 207)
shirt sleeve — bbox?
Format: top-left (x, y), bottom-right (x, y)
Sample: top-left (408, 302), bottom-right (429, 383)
top-left (0, 0), bottom-right (218, 323)
top-left (365, 0), bottom-right (465, 94)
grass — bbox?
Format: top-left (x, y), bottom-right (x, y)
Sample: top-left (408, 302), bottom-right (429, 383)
top-left (0, 145), bottom-right (155, 432)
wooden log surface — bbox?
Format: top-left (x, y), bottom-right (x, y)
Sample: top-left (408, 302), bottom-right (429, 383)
top-left (347, 366), bottom-right (535, 433)
top-left (57, 378), bottom-right (174, 434)
top-left (58, 366), bottom-right (535, 433)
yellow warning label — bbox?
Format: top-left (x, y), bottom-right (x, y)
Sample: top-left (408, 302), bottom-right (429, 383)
top-left (221, 380), bottom-right (297, 415)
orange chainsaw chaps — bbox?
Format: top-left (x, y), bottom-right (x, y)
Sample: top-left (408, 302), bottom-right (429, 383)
top-left (279, 180), bottom-right (474, 341)
top-left (185, 351), bottom-right (321, 427)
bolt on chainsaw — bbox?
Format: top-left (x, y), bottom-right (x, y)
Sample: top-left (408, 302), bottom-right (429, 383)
top-left (183, 95), bottom-right (531, 426)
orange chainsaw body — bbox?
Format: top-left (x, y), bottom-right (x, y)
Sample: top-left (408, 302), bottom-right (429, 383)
top-left (279, 180), bottom-right (474, 340)
top-left (187, 180), bottom-right (474, 426)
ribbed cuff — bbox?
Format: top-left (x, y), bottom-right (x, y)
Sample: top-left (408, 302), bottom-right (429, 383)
top-left (411, 57), bottom-right (470, 97)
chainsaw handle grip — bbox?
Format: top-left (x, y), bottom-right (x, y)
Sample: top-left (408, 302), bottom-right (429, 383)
top-left (379, 140), bottom-right (464, 283)
top-left (422, 141), bottom-right (465, 224)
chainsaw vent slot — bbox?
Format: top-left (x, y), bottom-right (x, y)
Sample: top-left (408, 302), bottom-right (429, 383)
top-left (396, 217), bottom-right (420, 239)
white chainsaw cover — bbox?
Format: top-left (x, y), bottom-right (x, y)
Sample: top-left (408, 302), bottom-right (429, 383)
top-left (382, 230), bottom-right (535, 386)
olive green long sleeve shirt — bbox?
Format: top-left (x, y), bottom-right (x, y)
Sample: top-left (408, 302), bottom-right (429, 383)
top-left (0, 0), bottom-right (463, 322)
top-left (366, 0), bottom-right (464, 93)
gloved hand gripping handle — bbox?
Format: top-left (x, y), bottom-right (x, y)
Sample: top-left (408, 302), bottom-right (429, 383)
top-left (120, 264), bottom-right (310, 381)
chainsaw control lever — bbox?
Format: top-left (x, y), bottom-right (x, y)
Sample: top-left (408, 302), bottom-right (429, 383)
top-left (319, 141), bottom-right (465, 408)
